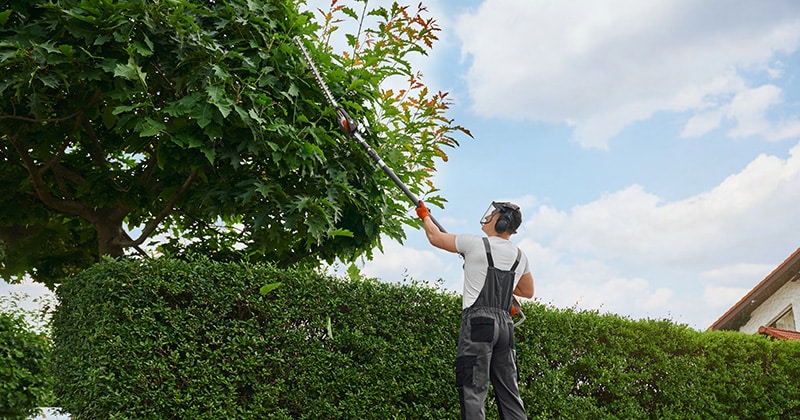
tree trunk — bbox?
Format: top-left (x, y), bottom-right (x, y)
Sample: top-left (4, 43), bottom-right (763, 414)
top-left (92, 207), bottom-right (130, 260)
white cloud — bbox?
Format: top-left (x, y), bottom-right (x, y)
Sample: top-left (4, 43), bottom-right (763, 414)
top-left (358, 240), bottom-right (460, 285)
top-left (681, 108), bottom-right (726, 138)
top-left (699, 263), bottom-right (775, 314)
top-left (530, 253), bottom-right (675, 319)
top-left (727, 85), bottom-right (784, 138)
top-left (703, 285), bottom-right (751, 312)
top-left (1, 278), bottom-right (56, 330)
top-left (454, 0), bottom-right (800, 148)
top-left (528, 141), bottom-right (800, 267)
top-left (504, 140), bottom-right (800, 328)
top-left (700, 263), bottom-right (776, 286)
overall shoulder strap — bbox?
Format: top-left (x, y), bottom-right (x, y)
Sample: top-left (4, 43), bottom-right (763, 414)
top-left (482, 237), bottom-right (494, 267)
top-left (510, 248), bottom-right (522, 272)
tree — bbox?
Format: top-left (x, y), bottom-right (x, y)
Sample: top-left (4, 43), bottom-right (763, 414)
top-left (0, 0), bottom-right (468, 287)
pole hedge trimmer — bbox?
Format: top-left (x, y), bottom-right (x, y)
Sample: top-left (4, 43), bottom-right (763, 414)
top-left (293, 36), bottom-right (447, 233)
top-left (293, 36), bottom-right (525, 327)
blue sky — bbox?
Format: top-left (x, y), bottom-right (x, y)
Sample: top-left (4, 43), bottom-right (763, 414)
top-left (4, 0), bottom-right (800, 332)
top-left (345, 0), bottom-right (800, 330)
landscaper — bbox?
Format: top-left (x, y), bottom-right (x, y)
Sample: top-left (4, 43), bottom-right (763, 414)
top-left (416, 201), bottom-right (534, 419)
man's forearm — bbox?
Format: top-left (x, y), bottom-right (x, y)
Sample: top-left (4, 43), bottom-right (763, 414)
top-left (422, 215), bottom-right (458, 252)
top-left (422, 216), bottom-right (440, 242)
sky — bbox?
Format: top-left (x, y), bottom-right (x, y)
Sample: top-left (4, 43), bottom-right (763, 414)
top-left (342, 0), bottom-right (800, 330)
top-left (4, 0), bottom-right (800, 332)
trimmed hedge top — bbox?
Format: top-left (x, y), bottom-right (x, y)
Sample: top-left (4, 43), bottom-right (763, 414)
top-left (52, 258), bottom-right (461, 419)
top-left (51, 258), bottom-right (800, 419)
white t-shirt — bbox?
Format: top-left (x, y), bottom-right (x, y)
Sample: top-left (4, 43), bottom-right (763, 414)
top-left (455, 234), bottom-right (531, 309)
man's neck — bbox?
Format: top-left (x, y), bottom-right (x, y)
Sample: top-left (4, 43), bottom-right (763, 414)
top-left (488, 233), bottom-right (512, 240)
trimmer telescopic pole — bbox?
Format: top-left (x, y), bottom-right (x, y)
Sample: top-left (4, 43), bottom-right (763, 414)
top-left (294, 36), bottom-right (525, 326)
top-left (294, 36), bottom-right (447, 233)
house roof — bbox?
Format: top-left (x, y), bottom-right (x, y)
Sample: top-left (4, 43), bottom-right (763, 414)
top-left (708, 246), bottom-right (800, 331)
top-left (758, 326), bottom-right (800, 341)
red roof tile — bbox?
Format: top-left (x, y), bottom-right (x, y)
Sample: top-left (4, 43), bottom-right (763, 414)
top-left (758, 326), bottom-right (800, 341)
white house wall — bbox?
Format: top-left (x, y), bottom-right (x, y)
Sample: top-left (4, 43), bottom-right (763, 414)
top-left (740, 279), bottom-right (800, 334)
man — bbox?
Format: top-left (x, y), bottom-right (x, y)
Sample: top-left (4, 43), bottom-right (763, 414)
top-left (416, 201), bottom-right (534, 420)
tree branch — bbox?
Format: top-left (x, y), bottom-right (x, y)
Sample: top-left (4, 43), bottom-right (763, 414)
top-left (0, 89), bottom-right (102, 124)
top-left (0, 112), bottom-right (81, 123)
top-left (6, 133), bottom-right (89, 217)
top-left (50, 162), bottom-right (87, 190)
top-left (118, 168), bottom-right (200, 247)
top-left (81, 113), bottom-right (109, 171)
top-left (40, 137), bottom-right (72, 173)
top-left (279, 243), bottom-right (325, 268)
top-left (122, 229), bottom-right (150, 258)
top-left (35, 125), bottom-right (86, 200)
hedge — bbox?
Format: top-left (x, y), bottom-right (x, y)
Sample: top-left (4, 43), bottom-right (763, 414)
top-left (517, 305), bottom-right (800, 418)
top-left (0, 296), bottom-right (53, 420)
top-left (51, 258), bottom-right (461, 419)
top-left (51, 258), bottom-right (800, 418)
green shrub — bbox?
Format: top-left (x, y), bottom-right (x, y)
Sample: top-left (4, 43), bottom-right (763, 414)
top-left (51, 258), bottom-right (462, 419)
top-left (517, 304), bottom-right (800, 419)
top-left (0, 295), bottom-right (53, 420)
top-left (51, 258), bottom-right (800, 418)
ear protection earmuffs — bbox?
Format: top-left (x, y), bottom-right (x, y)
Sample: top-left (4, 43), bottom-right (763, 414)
top-left (495, 210), bottom-right (512, 234)
top-left (488, 201), bottom-right (521, 234)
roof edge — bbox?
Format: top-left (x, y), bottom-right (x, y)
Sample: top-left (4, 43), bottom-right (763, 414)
top-left (758, 326), bottom-right (800, 341)
top-left (708, 247), bottom-right (800, 331)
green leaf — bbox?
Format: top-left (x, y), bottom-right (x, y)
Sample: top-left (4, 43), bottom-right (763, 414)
top-left (253, 181), bottom-right (274, 198)
top-left (131, 39), bottom-right (153, 57)
top-left (329, 228), bottom-right (354, 238)
top-left (164, 93), bottom-right (202, 117)
top-left (0, 10), bottom-right (11, 26)
top-left (201, 147), bottom-right (216, 164)
top-left (139, 118), bottom-right (166, 137)
top-left (113, 57), bottom-right (147, 86)
top-left (212, 64), bottom-right (230, 79)
top-left (346, 263), bottom-right (363, 282)
top-left (326, 315), bottom-right (334, 339)
top-left (187, 136), bottom-right (204, 149)
top-left (112, 104), bottom-right (139, 115)
top-left (342, 7), bottom-right (359, 20)
top-left (194, 102), bottom-right (215, 128)
top-left (259, 282), bottom-right (281, 295)
top-left (0, 47), bottom-right (19, 65)
top-left (287, 83), bottom-right (299, 97)
top-left (38, 74), bottom-right (60, 89)
top-left (36, 41), bottom-right (60, 54)
top-left (205, 85), bottom-right (232, 118)
top-left (59, 44), bottom-right (75, 57)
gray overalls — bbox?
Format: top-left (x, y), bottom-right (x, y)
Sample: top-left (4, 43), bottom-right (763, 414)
top-left (455, 238), bottom-right (527, 420)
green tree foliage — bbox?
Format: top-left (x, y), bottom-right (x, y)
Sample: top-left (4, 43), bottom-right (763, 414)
top-left (0, 0), bottom-right (466, 287)
top-left (0, 295), bottom-right (53, 420)
top-left (52, 258), bottom-right (800, 419)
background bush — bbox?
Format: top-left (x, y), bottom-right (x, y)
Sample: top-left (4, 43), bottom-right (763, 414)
top-left (51, 258), bottom-right (800, 419)
top-left (0, 295), bottom-right (53, 420)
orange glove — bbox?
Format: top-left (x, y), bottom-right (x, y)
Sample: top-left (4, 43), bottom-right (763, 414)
top-left (510, 298), bottom-right (521, 316)
top-left (415, 201), bottom-right (430, 220)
